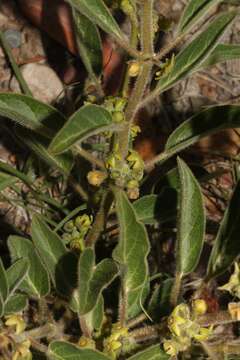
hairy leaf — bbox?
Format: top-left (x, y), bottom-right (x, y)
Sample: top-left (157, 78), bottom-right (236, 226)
top-left (176, 158), bottom-right (205, 274)
top-left (16, 128), bottom-right (74, 175)
top-left (67, 0), bottom-right (124, 40)
top-left (207, 180), bottom-right (240, 279)
top-left (157, 12), bottom-right (236, 93)
top-left (6, 258), bottom-right (29, 297)
top-left (73, 9), bottom-right (102, 76)
top-left (49, 341), bottom-right (111, 359)
top-left (164, 105), bottom-right (240, 162)
top-left (113, 190), bottom-right (150, 318)
top-left (84, 295), bottom-right (104, 333)
top-left (0, 93), bottom-right (66, 138)
top-left (4, 294), bottom-right (28, 315)
top-left (0, 258), bottom-right (8, 302)
top-left (200, 44), bottom-right (240, 69)
top-left (128, 345), bottom-right (169, 360)
top-left (133, 190), bottom-right (177, 225)
top-left (0, 172), bottom-right (16, 192)
top-left (31, 215), bottom-right (67, 289)
top-left (49, 105), bottom-right (112, 154)
top-left (77, 248), bottom-right (118, 315)
top-left (178, 0), bottom-right (222, 34)
top-left (8, 236), bottom-right (50, 297)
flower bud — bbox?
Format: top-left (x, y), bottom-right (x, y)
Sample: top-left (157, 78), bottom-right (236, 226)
top-left (192, 299), bottom-right (208, 316)
top-left (87, 170), bottom-right (107, 187)
top-left (128, 62), bottom-right (141, 77)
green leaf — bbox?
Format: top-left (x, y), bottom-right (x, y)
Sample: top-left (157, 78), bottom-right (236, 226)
top-left (73, 9), bottom-right (102, 76)
top-left (148, 278), bottom-right (174, 320)
top-left (67, 0), bottom-right (124, 40)
top-left (84, 295), bottom-right (104, 333)
top-left (133, 190), bottom-right (177, 225)
top-left (200, 44), bottom-right (240, 69)
top-left (8, 236), bottom-right (50, 297)
top-left (49, 105), bottom-right (112, 154)
top-left (207, 180), bottom-right (240, 279)
top-left (4, 294), bottom-right (28, 315)
top-left (0, 295), bottom-right (3, 317)
top-left (176, 158), bottom-right (205, 275)
top-left (77, 248), bottom-right (118, 315)
top-left (128, 345), bottom-right (169, 360)
top-left (178, 0), bottom-right (222, 34)
top-left (16, 128), bottom-right (74, 175)
top-left (31, 215), bottom-right (67, 288)
top-left (49, 341), bottom-right (111, 360)
top-left (0, 172), bottom-right (16, 192)
top-left (0, 258), bottom-right (9, 302)
top-left (0, 160), bottom-right (33, 186)
top-left (157, 12), bottom-right (236, 93)
top-left (0, 93), bottom-right (66, 138)
top-left (113, 190), bottom-right (150, 318)
top-left (163, 105), bottom-right (240, 162)
top-left (6, 258), bottom-right (29, 296)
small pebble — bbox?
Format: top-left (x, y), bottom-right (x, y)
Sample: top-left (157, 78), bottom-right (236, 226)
top-left (3, 29), bottom-right (22, 48)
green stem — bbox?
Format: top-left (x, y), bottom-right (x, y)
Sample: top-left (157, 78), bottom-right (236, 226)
top-left (141, 0), bottom-right (154, 55)
top-left (119, 0), bottom-right (154, 158)
top-left (0, 31), bottom-right (33, 97)
top-left (79, 315), bottom-right (92, 338)
top-left (122, 11), bottom-right (139, 97)
top-left (170, 272), bottom-right (182, 307)
top-left (198, 310), bottom-right (237, 327)
top-left (85, 190), bottom-right (113, 247)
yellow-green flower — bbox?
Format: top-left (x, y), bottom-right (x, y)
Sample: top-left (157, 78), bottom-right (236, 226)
top-left (218, 262), bottom-right (240, 298)
top-left (5, 314), bottom-right (26, 335)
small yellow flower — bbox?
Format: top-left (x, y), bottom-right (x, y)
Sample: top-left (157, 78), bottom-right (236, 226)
top-left (130, 125), bottom-right (141, 140)
top-left (163, 340), bottom-right (178, 356)
top-left (193, 326), bottom-right (213, 341)
top-left (5, 314), bottom-right (26, 335)
top-left (13, 339), bottom-right (32, 360)
top-left (192, 299), bottom-right (208, 316)
top-left (128, 62), bottom-right (141, 77)
top-left (112, 111), bottom-right (125, 123)
top-left (87, 171), bottom-right (107, 187)
top-left (219, 263), bottom-right (240, 298)
top-left (78, 336), bottom-right (96, 349)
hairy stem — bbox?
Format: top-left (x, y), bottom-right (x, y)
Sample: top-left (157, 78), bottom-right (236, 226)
top-left (119, 0), bottom-right (154, 158)
top-left (170, 272), bottom-right (182, 307)
top-left (85, 190), bottom-right (113, 247)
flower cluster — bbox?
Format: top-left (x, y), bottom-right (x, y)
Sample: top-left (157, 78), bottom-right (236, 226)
top-left (163, 301), bottom-right (212, 356)
top-left (5, 314), bottom-right (32, 360)
top-left (103, 323), bottom-right (129, 359)
top-left (62, 214), bottom-right (93, 250)
top-left (106, 147), bottom-right (144, 199)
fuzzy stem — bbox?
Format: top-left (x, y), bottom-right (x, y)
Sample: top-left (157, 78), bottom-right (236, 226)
top-left (79, 316), bottom-right (92, 338)
top-left (118, 1), bottom-right (154, 158)
top-left (122, 9), bottom-right (139, 97)
top-left (85, 190), bottom-right (113, 247)
top-left (170, 272), bottom-right (182, 307)
top-left (0, 31), bottom-right (33, 97)
top-left (198, 310), bottom-right (237, 327)
top-left (141, 0), bottom-right (154, 55)
top-left (127, 313), bottom-right (147, 328)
